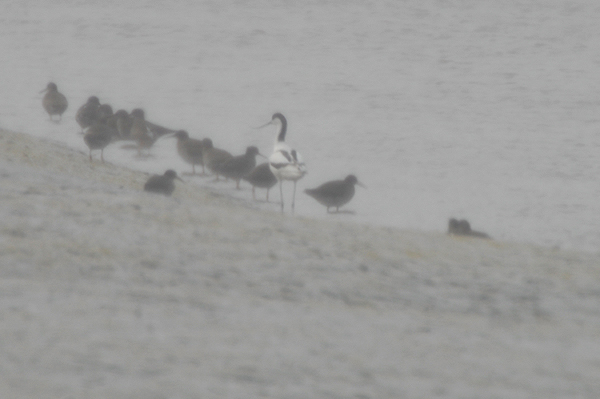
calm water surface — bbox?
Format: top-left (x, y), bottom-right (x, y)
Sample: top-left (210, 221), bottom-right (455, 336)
top-left (2, 0), bottom-right (600, 251)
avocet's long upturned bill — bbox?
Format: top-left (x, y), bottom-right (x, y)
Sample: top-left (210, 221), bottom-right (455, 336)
top-left (260, 113), bottom-right (307, 213)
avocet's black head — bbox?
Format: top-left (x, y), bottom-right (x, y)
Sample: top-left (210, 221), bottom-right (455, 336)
top-left (88, 96), bottom-right (100, 105)
top-left (272, 113), bottom-right (286, 123)
top-left (174, 130), bottom-right (189, 140)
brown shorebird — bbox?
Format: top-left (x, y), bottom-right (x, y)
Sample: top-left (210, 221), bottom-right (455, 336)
top-left (304, 175), bottom-right (365, 213)
top-left (172, 130), bottom-right (206, 175)
top-left (105, 109), bottom-right (128, 139)
top-left (144, 170), bottom-right (184, 196)
top-left (129, 108), bottom-right (156, 155)
top-left (97, 103), bottom-right (113, 121)
top-left (83, 120), bottom-right (112, 162)
top-left (115, 110), bottom-right (133, 139)
top-left (448, 218), bottom-right (491, 239)
top-left (201, 138), bottom-right (232, 181)
top-left (40, 82), bottom-right (68, 122)
top-left (76, 96), bottom-right (101, 132)
top-left (243, 162), bottom-right (277, 201)
top-left (214, 146), bottom-right (263, 189)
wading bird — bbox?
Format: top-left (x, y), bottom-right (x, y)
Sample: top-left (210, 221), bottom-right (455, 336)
top-left (304, 174), bottom-right (365, 213)
top-left (40, 82), bottom-right (68, 122)
top-left (258, 113), bottom-right (306, 213)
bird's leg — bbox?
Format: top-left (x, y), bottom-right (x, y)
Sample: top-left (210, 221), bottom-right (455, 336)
top-left (279, 180), bottom-right (284, 213)
top-left (291, 181), bottom-right (297, 214)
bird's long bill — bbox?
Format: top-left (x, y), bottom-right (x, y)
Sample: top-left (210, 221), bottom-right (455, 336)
top-left (357, 181), bottom-right (367, 188)
top-left (39, 88), bottom-right (48, 94)
top-left (253, 120), bottom-right (273, 129)
top-left (176, 176), bottom-right (185, 183)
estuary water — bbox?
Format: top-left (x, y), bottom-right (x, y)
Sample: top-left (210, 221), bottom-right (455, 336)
top-left (2, 0), bottom-right (600, 251)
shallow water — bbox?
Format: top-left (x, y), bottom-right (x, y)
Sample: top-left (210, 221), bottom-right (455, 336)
top-left (2, 0), bottom-right (600, 251)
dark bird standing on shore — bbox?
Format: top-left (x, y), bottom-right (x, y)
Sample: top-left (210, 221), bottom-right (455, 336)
top-left (173, 130), bottom-right (206, 175)
top-left (76, 96), bottom-right (101, 132)
top-left (447, 218), bottom-right (491, 239)
top-left (304, 174), bottom-right (364, 213)
top-left (144, 170), bottom-right (183, 196)
top-left (243, 162), bottom-right (278, 201)
top-left (83, 120), bottom-right (113, 163)
top-left (129, 108), bottom-right (156, 155)
top-left (41, 82), bottom-right (68, 122)
top-left (201, 138), bottom-right (233, 180)
top-left (214, 146), bottom-right (263, 189)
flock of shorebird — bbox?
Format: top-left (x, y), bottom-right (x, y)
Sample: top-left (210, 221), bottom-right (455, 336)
top-left (41, 82), bottom-right (492, 237)
top-left (40, 82), bottom-right (366, 214)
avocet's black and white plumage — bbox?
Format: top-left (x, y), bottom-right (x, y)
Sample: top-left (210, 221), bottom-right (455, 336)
top-left (261, 113), bottom-right (307, 213)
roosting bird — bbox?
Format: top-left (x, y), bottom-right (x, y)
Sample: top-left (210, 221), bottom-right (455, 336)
top-left (447, 218), bottom-right (490, 239)
top-left (144, 169), bottom-right (184, 196)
